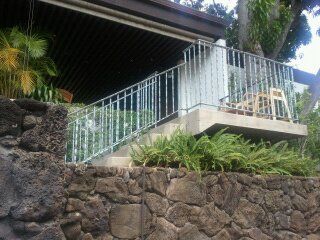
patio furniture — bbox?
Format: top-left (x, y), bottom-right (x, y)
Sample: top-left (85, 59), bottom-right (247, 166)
top-left (221, 88), bottom-right (292, 122)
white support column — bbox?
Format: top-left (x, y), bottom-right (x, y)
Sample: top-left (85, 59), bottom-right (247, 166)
top-left (179, 39), bottom-right (228, 116)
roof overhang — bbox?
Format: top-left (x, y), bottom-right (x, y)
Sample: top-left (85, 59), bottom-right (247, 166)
top-left (39, 0), bottom-right (228, 42)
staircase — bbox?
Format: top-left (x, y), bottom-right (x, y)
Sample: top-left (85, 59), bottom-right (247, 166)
top-left (65, 39), bottom-right (302, 165)
top-left (94, 122), bottom-right (183, 167)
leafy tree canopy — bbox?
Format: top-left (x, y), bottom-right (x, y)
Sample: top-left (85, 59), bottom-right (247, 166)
top-left (173, 0), bottom-right (319, 62)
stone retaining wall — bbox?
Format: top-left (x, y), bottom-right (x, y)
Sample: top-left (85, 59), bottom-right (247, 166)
top-left (63, 165), bottom-right (320, 240)
top-left (0, 96), bottom-right (320, 240)
top-left (0, 96), bottom-right (68, 240)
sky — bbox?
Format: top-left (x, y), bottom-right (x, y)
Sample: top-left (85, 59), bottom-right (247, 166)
top-left (204, 0), bottom-right (320, 74)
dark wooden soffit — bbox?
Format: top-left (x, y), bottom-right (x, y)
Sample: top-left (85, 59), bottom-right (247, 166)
top-left (84, 0), bottom-right (228, 39)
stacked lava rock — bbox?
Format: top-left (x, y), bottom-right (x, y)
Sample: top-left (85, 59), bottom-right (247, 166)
top-left (0, 96), bottom-right (68, 239)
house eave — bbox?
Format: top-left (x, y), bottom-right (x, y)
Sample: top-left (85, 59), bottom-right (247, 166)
top-left (38, 0), bottom-right (227, 42)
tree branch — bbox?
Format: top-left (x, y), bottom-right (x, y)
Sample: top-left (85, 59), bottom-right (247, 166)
top-left (266, 0), bottom-right (302, 60)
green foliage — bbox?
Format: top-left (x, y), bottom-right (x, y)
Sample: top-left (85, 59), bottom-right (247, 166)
top-left (292, 90), bottom-right (320, 160)
top-left (247, 0), bottom-right (277, 44)
top-left (0, 27), bottom-right (58, 98)
top-left (26, 83), bottom-right (64, 103)
top-left (132, 129), bottom-right (317, 176)
top-left (174, 0), bottom-right (317, 62)
top-left (173, 0), bottom-right (204, 10)
top-left (247, 0), bottom-right (293, 53)
top-left (276, 14), bottom-right (311, 62)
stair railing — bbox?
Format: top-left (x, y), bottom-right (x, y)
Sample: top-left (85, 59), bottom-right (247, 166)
top-left (66, 63), bottom-right (184, 163)
top-left (66, 39), bottom-right (299, 163)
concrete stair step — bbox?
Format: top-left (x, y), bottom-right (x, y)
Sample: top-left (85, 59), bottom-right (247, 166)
top-left (150, 123), bottom-right (185, 135)
top-left (110, 133), bottom-right (169, 157)
top-left (93, 122), bottom-right (185, 167)
top-left (95, 157), bottom-right (133, 167)
top-left (111, 144), bottom-right (142, 157)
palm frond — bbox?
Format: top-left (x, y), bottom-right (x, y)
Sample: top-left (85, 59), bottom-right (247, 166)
top-left (0, 47), bottom-right (20, 71)
top-left (27, 34), bottom-right (48, 58)
top-left (17, 69), bottom-right (38, 94)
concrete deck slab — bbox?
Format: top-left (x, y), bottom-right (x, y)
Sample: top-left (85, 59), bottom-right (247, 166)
top-left (173, 109), bottom-right (307, 141)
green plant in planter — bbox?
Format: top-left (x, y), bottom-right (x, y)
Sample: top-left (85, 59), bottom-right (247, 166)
top-left (26, 83), bottom-right (64, 103)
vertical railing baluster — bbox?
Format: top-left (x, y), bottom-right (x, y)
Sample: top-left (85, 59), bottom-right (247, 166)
top-left (165, 72), bottom-right (168, 116)
top-left (124, 91), bottom-right (127, 139)
top-left (192, 45), bottom-right (197, 106)
top-left (79, 116), bottom-right (83, 162)
top-left (198, 42), bottom-right (202, 106)
top-left (184, 51), bottom-right (189, 113)
top-left (243, 53), bottom-right (248, 114)
top-left (211, 45), bottom-right (215, 105)
top-left (215, 44), bottom-right (220, 105)
top-left (99, 102), bottom-right (103, 154)
top-left (249, 55), bottom-right (254, 114)
top-left (137, 84), bottom-right (140, 130)
top-left (172, 69), bottom-right (175, 113)
top-left (159, 76), bottom-right (162, 120)
top-left (263, 59), bottom-right (270, 117)
top-left (188, 48), bottom-right (193, 108)
top-left (130, 88), bottom-right (133, 134)
top-left (273, 62), bottom-right (280, 118)
top-left (151, 77), bottom-right (155, 124)
top-left (232, 49), bottom-right (237, 103)
top-left (238, 52), bottom-right (243, 111)
top-left (259, 58), bottom-right (265, 116)
top-left (110, 99), bottom-right (113, 152)
top-left (73, 113), bottom-right (79, 163)
top-left (71, 122), bottom-right (75, 163)
top-left (203, 42), bottom-right (208, 104)
top-left (177, 67), bottom-right (181, 112)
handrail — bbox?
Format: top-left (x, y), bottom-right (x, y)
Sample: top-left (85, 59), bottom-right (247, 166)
top-left (68, 63), bottom-right (186, 116)
top-left (66, 39), bottom-right (299, 163)
top-left (183, 39), bottom-right (293, 68)
top-left (66, 63), bottom-right (184, 163)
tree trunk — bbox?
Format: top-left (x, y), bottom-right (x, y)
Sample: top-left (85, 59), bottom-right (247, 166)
top-left (301, 69), bottom-right (320, 118)
top-left (238, 0), bottom-right (250, 51)
top-left (266, 0), bottom-right (302, 60)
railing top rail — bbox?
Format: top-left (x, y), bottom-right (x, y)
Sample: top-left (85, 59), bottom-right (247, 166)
top-left (183, 39), bottom-right (293, 69)
top-left (68, 63), bottom-right (186, 116)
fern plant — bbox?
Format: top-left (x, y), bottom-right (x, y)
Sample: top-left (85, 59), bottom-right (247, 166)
top-left (131, 129), bottom-right (317, 177)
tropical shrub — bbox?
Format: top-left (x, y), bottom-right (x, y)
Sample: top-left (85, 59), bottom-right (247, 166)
top-left (26, 83), bottom-right (64, 103)
top-left (131, 129), bottom-right (317, 176)
top-left (293, 90), bottom-right (320, 161)
top-left (0, 27), bottom-right (57, 98)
